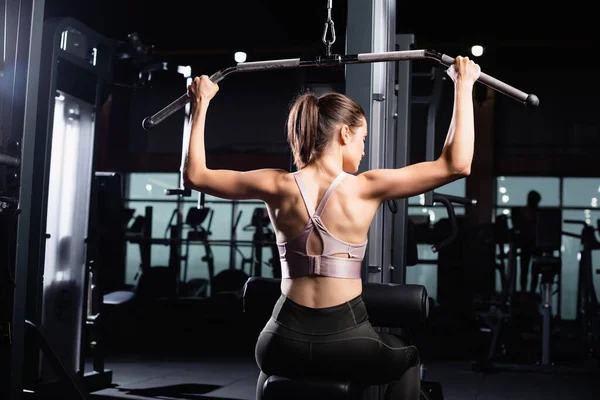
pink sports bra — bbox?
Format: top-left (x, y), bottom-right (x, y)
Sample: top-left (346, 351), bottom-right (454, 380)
top-left (276, 171), bottom-right (367, 279)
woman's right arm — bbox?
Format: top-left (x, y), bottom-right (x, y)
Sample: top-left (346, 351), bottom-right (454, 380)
top-left (358, 56), bottom-right (481, 203)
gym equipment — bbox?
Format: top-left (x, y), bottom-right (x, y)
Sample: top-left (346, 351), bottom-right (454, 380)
top-left (126, 206), bottom-right (178, 300)
top-left (0, 154), bottom-right (20, 167)
top-left (125, 201), bottom-right (215, 299)
top-left (141, 51), bottom-right (537, 131)
top-left (212, 206), bottom-right (281, 296)
top-left (239, 207), bottom-right (281, 278)
top-left (563, 219), bottom-right (600, 361)
top-left (474, 205), bottom-right (560, 368)
top-left (473, 214), bottom-right (519, 365)
top-left (124, 203), bottom-right (283, 297)
top-left (475, 209), bottom-right (557, 371)
top-left (179, 204), bottom-right (215, 297)
top-left (2, 2), bottom-right (45, 397)
top-left (405, 192), bottom-right (477, 258)
top-left (93, 172), bottom-right (129, 294)
top-left (533, 208), bottom-right (563, 366)
top-left (5, 16), bottom-right (116, 399)
top-left (429, 193), bottom-right (476, 252)
top-left (242, 277), bottom-right (430, 400)
top-left (163, 187), bottom-right (192, 291)
top-left (475, 208), bottom-right (599, 374)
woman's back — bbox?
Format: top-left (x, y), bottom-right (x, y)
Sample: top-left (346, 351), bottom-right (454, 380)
top-left (267, 167), bottom-right (380, 309)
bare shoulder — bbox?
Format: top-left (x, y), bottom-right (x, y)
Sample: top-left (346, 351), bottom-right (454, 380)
top-left (339, 173), bottom-right (378, 206)
top-left (267, 170), bottom-right (300, 203)
top-left (354, 161), bottom-right (465, 203)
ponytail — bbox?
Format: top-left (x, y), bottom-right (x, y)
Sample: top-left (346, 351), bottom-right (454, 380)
top-left (287, 93), bottom-right (319, 169)
top-left (286, 91), bottom-right (365, 170)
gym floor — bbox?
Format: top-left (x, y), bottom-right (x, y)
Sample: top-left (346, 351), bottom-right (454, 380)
top-left (88, 355), bottom-right (600, 400)
top-left (86, 296), bottom-right (600, 400)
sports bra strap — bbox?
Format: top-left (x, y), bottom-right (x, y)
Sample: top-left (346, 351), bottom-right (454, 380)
top-left (293, 171), bottom-right (348, 218)
top-left (293, 172), bottom-right (315, 217)
top-left (315, 172), bottom-right (347, 216)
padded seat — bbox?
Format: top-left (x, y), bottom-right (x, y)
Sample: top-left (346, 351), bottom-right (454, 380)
top-left (533, 255), bottom-right (561, 266)
top-left (263, 375), bottom-right (366, 400)
top-left (103, 290), bottom-right (135, 306)
top-left (533, 255), bottom-right (561, 276)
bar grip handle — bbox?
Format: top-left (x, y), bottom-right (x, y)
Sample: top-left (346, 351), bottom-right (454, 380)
top-left (141, 70), bottom-right (225, 130)
top-left (0, 154), bottom-right (20, 167)
top-left (439, 53), bottom-right (539, 108)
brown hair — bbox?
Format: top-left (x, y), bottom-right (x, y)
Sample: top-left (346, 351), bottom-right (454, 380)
top-left (286, 91), bottom-right (365, 169)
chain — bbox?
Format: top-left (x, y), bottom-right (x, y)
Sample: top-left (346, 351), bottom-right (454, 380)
top-left (321, 0), bottom-right (336, 56)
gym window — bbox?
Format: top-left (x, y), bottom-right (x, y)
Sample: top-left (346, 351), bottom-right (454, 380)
top-left (124, 172), bottom-right (276, 286)
top-left (493, 176), bottom-right (600, 320)
top-left (405, 178), bottom-right (467, 302)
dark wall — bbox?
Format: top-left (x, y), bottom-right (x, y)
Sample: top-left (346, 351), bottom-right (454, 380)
top-left (493, 50), bottom-right (599, 177)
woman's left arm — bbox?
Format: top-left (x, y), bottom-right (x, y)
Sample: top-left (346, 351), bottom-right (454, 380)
top-left (182, 76), bottom-right (287, 202)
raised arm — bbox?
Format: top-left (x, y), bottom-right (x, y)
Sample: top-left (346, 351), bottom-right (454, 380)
top-left (358, 56), bottom-right (481, 202)
top-left (182, 76), bottom-right (287, 202)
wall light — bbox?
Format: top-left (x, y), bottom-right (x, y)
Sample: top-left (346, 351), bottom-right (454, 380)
top-left (234, 51), bottom-right (247, 63)
top-left (471, 45), bottom-right (484, 57)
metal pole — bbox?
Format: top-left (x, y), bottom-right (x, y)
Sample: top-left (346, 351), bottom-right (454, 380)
top-left (346, 0), bottom-right (390, 284)
top-left (10, 0), bottom-right (46, 398)
top-left (391, 34), bottom-right (415, 285)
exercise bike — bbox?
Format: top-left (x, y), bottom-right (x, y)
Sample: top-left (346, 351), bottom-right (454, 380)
top-left (563, 218), bottom-right (600, 362)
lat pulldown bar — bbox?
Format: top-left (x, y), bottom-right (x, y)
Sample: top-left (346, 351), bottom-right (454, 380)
top-left (141, 49), bottom-right (539, 130)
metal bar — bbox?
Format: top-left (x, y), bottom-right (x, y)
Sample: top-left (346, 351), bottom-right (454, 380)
top-left (380, 0), bottom-right (397, 287)
top-left (346, 0), bottom-right (374, 283)
top-left (24, 320), bottom-right (90, 400)
top-left (438, 193), bottom-right (478, 205)
top-left (356, 49), bottom-right (425, 62)
top-left (364, 0), bottom-right (392, 285)
top-left (10, 1), bottom-right (46, 399)
top-left (126, 237), bottom-right (276, 246)
top-left (141, 49), bottom-right (539, 130)
top-left (391, 34), bottom-right (414, 285)
top-left (429, 193), bottom-right (477, 252)
top-left (229, 201), bottom-right (238, 269)
top-left (125, 198), bottom-right (265, 205)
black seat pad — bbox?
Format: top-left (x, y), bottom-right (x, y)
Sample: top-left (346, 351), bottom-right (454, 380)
top-left (263, 375), bottom-right (366, 400)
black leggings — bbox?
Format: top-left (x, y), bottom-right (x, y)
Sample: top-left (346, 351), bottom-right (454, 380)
top-left (254, 294), bottom-right (420, 400)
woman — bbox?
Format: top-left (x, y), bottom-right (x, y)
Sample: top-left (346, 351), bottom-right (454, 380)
top-left (183, 56), bottom-right (481, 399)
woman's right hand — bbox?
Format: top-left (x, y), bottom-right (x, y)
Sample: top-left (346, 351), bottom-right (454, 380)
top-left (188, 75), bottom-right (220, 106)
top-left (447, 56), bottom-right (481, 86)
